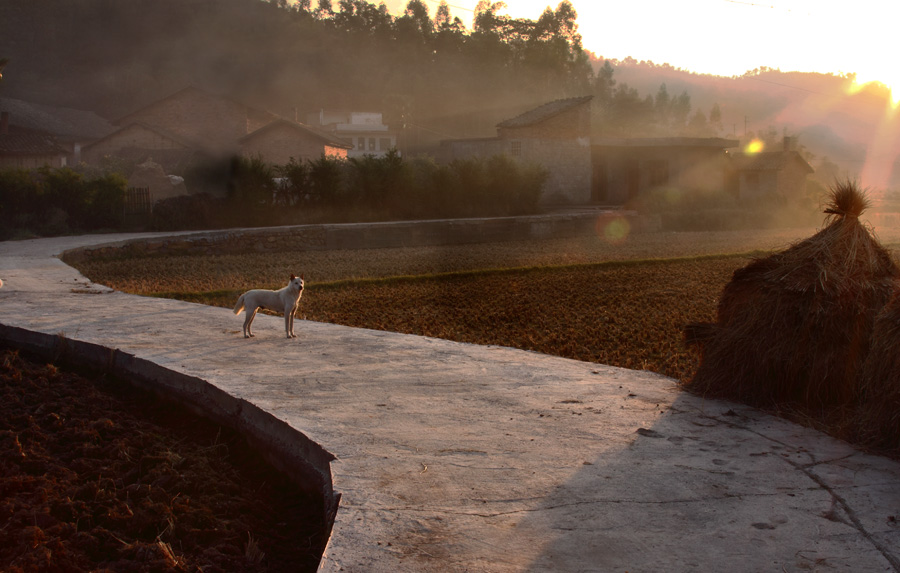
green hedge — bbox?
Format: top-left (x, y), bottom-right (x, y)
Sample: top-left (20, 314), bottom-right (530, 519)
top-left (0, 167), bottom-right (127, 240)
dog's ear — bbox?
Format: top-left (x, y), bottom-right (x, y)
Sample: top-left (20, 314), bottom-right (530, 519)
top-left (300, 274), bottom-right (305, 281)
top-left (290, 273), bottom-right (296, 280)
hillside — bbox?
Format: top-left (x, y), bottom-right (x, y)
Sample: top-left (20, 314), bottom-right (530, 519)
top-left (593, 57), bottom-right (900, 192)
top-left (1, 0), bottom-right (897, 190)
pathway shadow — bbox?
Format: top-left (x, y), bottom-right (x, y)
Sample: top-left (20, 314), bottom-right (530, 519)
top-left (518, 391), bottom-right (900, 572)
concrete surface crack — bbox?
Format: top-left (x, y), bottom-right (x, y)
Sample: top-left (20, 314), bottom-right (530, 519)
top-left (706, 412), bottom-right (900, 572)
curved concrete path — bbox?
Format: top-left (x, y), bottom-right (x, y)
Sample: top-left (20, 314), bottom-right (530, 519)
top-left (1, 232), bottom-right (899, 572)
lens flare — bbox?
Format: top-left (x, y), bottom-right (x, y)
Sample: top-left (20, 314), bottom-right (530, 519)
top-left (847, 76), bottom-right (899, 109)
top-left (597, 215), bottom-right (631, 244)
top-left (744, 139), bottom-right (764, 154)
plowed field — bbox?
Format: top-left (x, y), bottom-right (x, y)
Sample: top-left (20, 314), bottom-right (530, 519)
top-left (70, 229), bottom-right (826, 382)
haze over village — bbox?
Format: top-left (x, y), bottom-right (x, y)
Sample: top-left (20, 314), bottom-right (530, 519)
top-left (5, 1), bottom-right (900, 571)
top-left (1, 0), bottom-right (899, 218)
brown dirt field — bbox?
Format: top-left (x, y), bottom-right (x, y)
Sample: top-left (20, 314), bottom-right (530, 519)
top-left (70, 228), bottom-right (826, 294)
top-left (72, 229), bottom-right (809, 383)
top-left (0, 348), bottom-right (328, 572)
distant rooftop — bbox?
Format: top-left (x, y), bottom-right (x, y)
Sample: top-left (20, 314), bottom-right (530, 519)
top-left (593, 137), bottom-right (740, 148)
top-left (0, 97), bottom-right (114, 141)
top-left (497, 95), bottom-right (593, 129)
top-left (729, 150), bottom-right (814, 172)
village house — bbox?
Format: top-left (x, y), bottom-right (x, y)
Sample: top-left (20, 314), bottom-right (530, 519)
top-left (728, 137), bottom-right (814, 203)
top-left (441, 96), bottom-right (594, 205)
top-left (591, 137), bottom-right (740, 204)
top-left (0, 111), bottom-right (68, 169)
top-left (240, 119), bottom-right (351, 165)
top-left (0, 96), bottom-right (114, 167)
top-left (306, 110), bottom-right (397, 158)
top-left (80, 87), bottom-right (351, 199)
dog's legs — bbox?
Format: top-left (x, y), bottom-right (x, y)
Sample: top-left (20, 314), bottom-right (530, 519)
top-left (244, 308), bottom-right (258, 338)
top-left (284, 309), bottom-right (296, 338)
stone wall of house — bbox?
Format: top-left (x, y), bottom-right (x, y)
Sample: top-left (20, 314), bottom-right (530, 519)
top-left (82, 124), bottom-right (187, 165)
top-left (64, 211), bottom-right (660, 262)
top-left (126, 90), bottom-right (249, 155)
top-left (0, 154), bottom-right (64, 169)
top-left (739, 171), bottom-right (779, 200)
top-left (441, 139), bottom-right (507, 161)
top-left (523, 138), bottom-right (592, 205)
top-left (777, 166), bottom-right (810, 204)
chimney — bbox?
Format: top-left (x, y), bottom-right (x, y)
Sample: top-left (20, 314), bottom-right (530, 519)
top-left (783, 136), bottom-right (797, 151)
top-left (1, 111), bottom-right (8, 134)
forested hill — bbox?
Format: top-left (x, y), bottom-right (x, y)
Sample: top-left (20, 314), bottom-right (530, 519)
top-left (596, 58), bottom-right (899, 187)
top-left (0, 0), bottom-right (896, 186)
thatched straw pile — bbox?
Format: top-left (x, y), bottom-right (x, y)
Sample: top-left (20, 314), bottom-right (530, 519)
top-left (858, 286), bottom-right (900, 449)
top-left (686, 181), bottom-right (899, 409)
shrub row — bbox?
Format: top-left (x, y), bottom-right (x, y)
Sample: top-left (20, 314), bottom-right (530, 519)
top-left (226, 151), bottom-right (548, 222)
top-left (0, 167), bottom-right (127, 240)
top-left (0, 153), bottom-right (549, 237)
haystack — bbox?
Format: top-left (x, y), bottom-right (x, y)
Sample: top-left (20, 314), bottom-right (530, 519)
top-left (686, 182), bottom-right (899, 408)
top-left (857, 286), bottom-right (900, 449)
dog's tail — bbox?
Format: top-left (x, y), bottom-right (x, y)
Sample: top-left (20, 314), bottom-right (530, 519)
top-left (233, 294), bottom-right (245, 315)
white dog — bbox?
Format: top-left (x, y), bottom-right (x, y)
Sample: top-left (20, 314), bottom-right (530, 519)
top-left (233, 274), bottom-right (304, 338)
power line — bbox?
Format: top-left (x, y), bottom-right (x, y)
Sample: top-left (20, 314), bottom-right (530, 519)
top-left (743, 75), bottom-right (828, 96)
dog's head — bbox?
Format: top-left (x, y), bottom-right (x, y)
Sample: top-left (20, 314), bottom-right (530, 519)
top-left (289, 274), bottom-right (304, 291)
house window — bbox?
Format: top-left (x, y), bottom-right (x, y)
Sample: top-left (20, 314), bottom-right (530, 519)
top-left (510, 140), bottom-right (522, 157)
top-left (648, 160), bottom-right (669, 186)
top-left (357, 137), bottom-right (366, 150)
top-left (379, 138), bottom-right (391, 151)
top-left (368, 138), bottom-right (376, 151)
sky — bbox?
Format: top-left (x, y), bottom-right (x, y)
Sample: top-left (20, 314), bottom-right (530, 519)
top-left (382, 0), bottom-right (896, 97)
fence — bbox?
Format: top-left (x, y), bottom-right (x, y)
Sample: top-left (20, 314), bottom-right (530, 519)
top-left (124, 187), bottom-right (151, 227)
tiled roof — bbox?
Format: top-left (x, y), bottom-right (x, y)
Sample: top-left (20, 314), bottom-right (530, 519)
top-left (0, 128), bottom-right (66, 156)
top-left (81, 121), bottom-right (201, 153)
top-left (114, 86), bottom-right (278, 128)
top-left (240, 119), bottom-right (353, 149)
top-left (593, 137), bottom-right (740, 148)
top-left (496, 96), bottom-right (593, 129)
top-left (0, 97), bottom-right (114, 140)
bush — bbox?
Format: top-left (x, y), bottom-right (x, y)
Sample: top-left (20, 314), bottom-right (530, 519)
top-left (0, 152), bottom-right (549, 239)
top-left (0, 167), bottom-right (128, 237)
top-left (228, 155), bottom-right (276, 208)
top-left (150, 193), bottom-right (222, 231)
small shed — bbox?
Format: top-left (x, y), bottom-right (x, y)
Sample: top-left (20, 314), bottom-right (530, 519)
top-left (591, 137), bottom-right (739, 205)
top-left (728, 146), bottom-right (814, 203)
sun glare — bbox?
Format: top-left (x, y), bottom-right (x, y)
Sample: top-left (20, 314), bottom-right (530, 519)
top-left (847, 76), bottom-right (900, 109)
top-left (744, 139), bottom-right (764, 154)
top-left (597, 215), bottom-right (631, 244)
